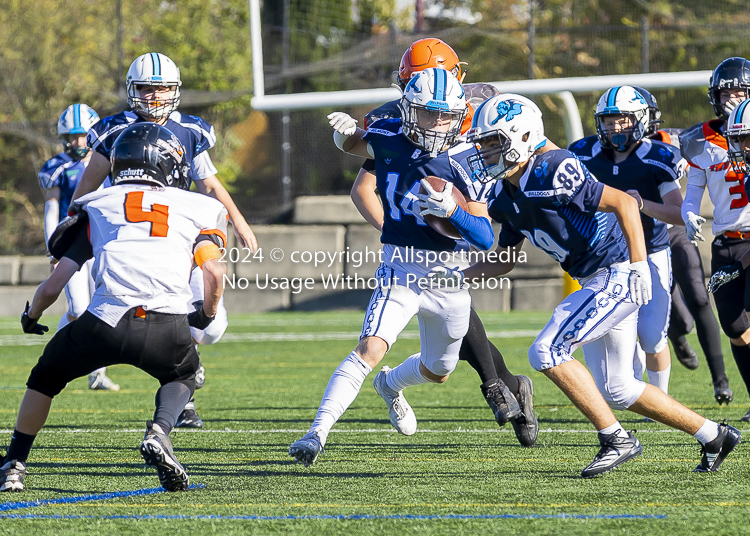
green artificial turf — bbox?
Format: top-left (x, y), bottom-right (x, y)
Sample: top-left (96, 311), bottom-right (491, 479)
top-left (0, 311), bottom-right (747, 535)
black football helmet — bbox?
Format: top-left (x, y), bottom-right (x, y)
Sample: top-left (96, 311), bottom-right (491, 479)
top-left (708, 57), bottom-right (750, 119)
top-left (631, 86), bottom-right (662, 136)
top-left (110, 123), bottom-right (190, 190)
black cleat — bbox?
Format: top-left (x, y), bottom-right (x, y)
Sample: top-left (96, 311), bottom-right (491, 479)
top-left (289, 432), bottom-right (324, 467)
top-left (176, 399), bottom-right (204, 428)
top-left (581, 431), bottom-right (642, 478)
top-left (0, 459), bottom-right (26, 492)
top-left (694, 422), bottom-right (741, 472)
top-left (714, 378), bottom-right (733, 405)
top-left (140, 421), bottom-right (189, 491)
top-left (672, 337), bottom-right (699, 370)
top-left (741, 408), bottom-right (750, 423)
top-left (480, 378), bottom-right (521, 426)
top-left (510, 375), bottom-right (538, 447)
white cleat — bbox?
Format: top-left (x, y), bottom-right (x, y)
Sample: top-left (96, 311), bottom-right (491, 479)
top-left (0, 459), bottom-right (27, 492)
top-left (373, 366), bottom-right (417, 436)
top-left (89, 371), bottom-right (120, 391)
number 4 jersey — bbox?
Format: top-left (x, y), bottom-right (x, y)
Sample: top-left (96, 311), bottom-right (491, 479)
top-left (487, 149), bottom-right (628, 279)
top-left (75, 184), bottom-right (227, 327)
top-left (679, 119), bottom-right (750, 235)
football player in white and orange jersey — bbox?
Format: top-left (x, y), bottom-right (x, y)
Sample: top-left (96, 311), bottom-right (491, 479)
top-left (0, 123), bottom-right (226, 493)
top-left (680, 57), bottom-right (750, 421)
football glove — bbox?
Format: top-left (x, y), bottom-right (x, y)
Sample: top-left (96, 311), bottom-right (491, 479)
top-left (327, 112), bottom-right (358, 136)
top-left (21, 301), bottom-right (48, 335)
top-left (419, 267), bottom-right (467, 292)
top-left (416, 178), bottom-right (457, 219)
top-left (628, 261), bottom-right (652, 306)
top-left (707, 261), bottom-right (743, 294)
top-left (685, 211), bottom-right (706, 245)
top-left (187, 300), bottom-right (215, 330)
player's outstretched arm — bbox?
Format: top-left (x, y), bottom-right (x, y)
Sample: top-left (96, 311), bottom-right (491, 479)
top-left (350, 168), bottom-right (384, 232)
top-left (71, 151), bottom-right (110, 202)
top-left (195, 176), bottom-right (258, 252)
top-left (628, 188), bottom-right (684, 226)
top-left (27, 257), bottom-right (80, 320)
top-left (328, 112), bottom-right (372, 158)
top-left (200, 255), bottom-right (226, 318)
top-left (597, 185), bottom-right (647, 263)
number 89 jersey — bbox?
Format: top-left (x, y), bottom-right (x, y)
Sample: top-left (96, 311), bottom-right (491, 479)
top-left (364, 118), bottom-right (493, 252)
top-left (487, 150), bottom-right (629, 279)
top-left (78, 184), bottom-right (228, 327)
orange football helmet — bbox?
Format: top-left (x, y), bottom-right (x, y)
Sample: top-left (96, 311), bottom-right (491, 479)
top-left (397, 38), bottom-right (467, 89)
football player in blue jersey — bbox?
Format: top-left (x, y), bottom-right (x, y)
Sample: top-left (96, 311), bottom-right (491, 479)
top-left (456, 93), bottom-right (740, 477)
top-left (38, 104), bottom-right (119, 392)
top-left (351, 39), bottom-right (537, 446)
top-left (634, 86), bottom-right (732, 405)
top-left (569, 86), bottom-right (685, 399)
top-left (289, 68), bottom-right (498, 467)
top-left (70, 52), bottom-right (258, 428)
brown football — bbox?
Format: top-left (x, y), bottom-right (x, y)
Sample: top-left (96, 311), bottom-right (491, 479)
top-left (419, 176), bottom-right (469, 240)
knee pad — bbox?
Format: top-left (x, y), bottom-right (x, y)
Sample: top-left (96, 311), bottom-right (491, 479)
top-left (528, 339), bottom-right (571, 372)
top-left (598, 377), bottom-right (646, 411)
top-left (422, 353), bottom-right (459, 377)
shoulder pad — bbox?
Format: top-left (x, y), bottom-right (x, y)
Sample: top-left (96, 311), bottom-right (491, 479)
top-left (48, 211), bottom-right (89, 261)
top-left (678, 122), bottom-right (709, 163)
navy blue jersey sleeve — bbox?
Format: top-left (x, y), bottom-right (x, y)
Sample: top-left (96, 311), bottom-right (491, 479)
top-left (38, 154), bottom-right (71, 190)
top-left (170, 112), bottom-right (216, 157)
top-left (496, 222), bottom-right (525, 248)
top-left (524, 150), bottom-right (597, 208)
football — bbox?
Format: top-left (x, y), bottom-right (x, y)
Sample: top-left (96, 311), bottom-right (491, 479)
top-left (419, 176), bottom-right (469, 240)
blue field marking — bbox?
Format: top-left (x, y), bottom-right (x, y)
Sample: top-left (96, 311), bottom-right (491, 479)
top-left (0, 484), bottom-right (206, 512)
top-left (0, 513), bottom-right (666, 521)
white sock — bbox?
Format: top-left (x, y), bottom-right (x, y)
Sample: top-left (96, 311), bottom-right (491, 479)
top-left (598, 422), bottom-right (629, 438)
top-left (647, 365), bottom-right (670, 395)
top-left (693, 418), bottom-right (720, 445)
top-left (310, 352), bottom-right (372, 445)
top-left (386, 354), bottom-right (427, 392)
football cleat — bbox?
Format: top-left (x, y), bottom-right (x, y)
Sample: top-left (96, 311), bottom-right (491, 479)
top-left (195, 364), bottom-right (206, 390)
top-left (176, 398), bottom-right (203, 428)
top-left (672, 337), bottom-right (699, 370)
top-left (480, 378), bottom-right (521, 426)
top-left (140, 421), bottom-right (189, 491)
top-left (0, 459), bottom-right (27, 492)
top-left (510, 375), bottom-right (538, 447)
top-left (373, 366), bottom-right (417, 436)
top-left (581, 430), bottom-right (642, 478)
top-left (89, 370), bottom-right (120, 391)
top-left (714, 378), bottom-right (733, 406)
top-left (289, 431), bottom-right (325, 467)
top-left (741, 408), bottom-right (750, 423)
top-left (694, 422), bottom-right (741, 472)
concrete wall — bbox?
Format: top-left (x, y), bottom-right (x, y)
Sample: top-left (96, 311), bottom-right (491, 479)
top-left (0, 195), bottom-right (714, 316)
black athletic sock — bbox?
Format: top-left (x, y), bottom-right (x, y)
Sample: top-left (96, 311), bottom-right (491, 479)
top-left (5, 429), bottom-right (36, 463)
top-left (693, 305), bottom-right (727, 383)
top-left (489, 341), bottom-right (519, 394)
top-left (153, 382), bottom-right (193, 435)
top-left (459, 308), bottom-right (499, 383)
top-left (730, 343), bottom-right (750, 397)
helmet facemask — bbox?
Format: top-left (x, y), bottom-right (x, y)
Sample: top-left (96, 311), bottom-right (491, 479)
top-left (467, 132), bottom-right (513, 183)
top-left (399, 98), bottom-right (466, 157)
top-left (595, 111), bottom-right (647, 152)
top-left (127, 82), bottom-right (181, 120)
top-left (727, 131), bottom-right (750, 175)
top-left (61, 135), bottom-right (91, 159)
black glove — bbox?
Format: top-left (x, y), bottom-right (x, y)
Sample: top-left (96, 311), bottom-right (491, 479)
top-left (21, 301), bottom-right (48, 335)
top-left (187, 300), bottom-right (215, 330)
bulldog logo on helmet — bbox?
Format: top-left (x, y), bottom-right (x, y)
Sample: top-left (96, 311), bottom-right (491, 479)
top-left (492, 100), bottom-right (523, 124)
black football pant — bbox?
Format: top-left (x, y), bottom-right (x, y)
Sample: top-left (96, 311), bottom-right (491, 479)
top-left (27, 308), bottom-right (199, 432)
top-left (667, 227), bottom-right (726, 383)
top-left (458, 307), bottom-right (519, 393)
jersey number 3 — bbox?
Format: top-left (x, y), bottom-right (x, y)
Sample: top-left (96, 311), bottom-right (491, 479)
top-left (124, 191), bottom-right (169, 237)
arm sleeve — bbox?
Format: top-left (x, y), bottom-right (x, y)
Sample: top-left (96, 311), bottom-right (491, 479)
top-left (686, 164), bottom-right (708, 187)
top-left (192, 151), bottom-right (219, 180)
top-left (448, 207), bottom-right (495, 250)
top-left (61, 223), bottom-right (94, 267)
top-left (657, 181), bottom-right (680, 197)
top-left (361, 159), bottom-right (376, 172)
top-left (681, 184), bottom-right (705, 222)
top-left (44, 199), bottom-right (59, 246)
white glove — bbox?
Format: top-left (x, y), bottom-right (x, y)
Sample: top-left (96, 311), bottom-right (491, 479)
top-left (327, 112), bottom-right (357, 136)
top-left (628, 260), bottom-right (652, 306)
top-left (685, 211), bottom-right (706, 244)
top-left (419, 267), bottom-right (466, 292)
top-left (416, 178), bottom-right (457, 218)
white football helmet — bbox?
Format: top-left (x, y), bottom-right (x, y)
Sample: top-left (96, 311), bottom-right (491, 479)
top-left (398, 67), bottom-right (467, 157)
top-left (57, 103), bottom-right (100, 158)
top-left (466, 94), bottom-right (546, 182)
top-left (126, 52), bottom-right (182, 119)
top-left (595, 86), bottom-right (649, 151)
top-left (726, 99), bottom-right (750, 175)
